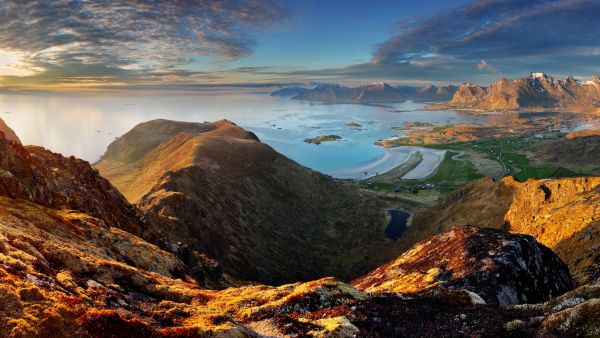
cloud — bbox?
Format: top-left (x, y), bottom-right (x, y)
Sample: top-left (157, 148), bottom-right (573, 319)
top-left (234, 0), bottom-right (600, 85)
top-left (0, 0), bottom-right (289, 88)
top-left (477, 60), bottom-right (499, 73)
top-left (342, 0), bottom-right (600, 83)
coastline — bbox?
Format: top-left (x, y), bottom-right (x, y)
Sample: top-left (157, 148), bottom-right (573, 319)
top-left (329, 146), bottom-right (446, 180)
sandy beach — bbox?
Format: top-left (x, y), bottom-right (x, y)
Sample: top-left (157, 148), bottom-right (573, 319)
top-left (330, 146), bottom-right (446, 180)
top-left (402, 147), bottom-right (447, 179)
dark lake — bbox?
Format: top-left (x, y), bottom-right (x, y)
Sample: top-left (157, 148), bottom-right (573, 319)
top-left (384, 210), bottom-right (411, 240)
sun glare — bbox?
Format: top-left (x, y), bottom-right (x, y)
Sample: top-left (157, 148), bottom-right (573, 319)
top-left (0, 49), bottom-right (44, 77)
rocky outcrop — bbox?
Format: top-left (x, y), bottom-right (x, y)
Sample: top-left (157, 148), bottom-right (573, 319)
top-left (0, 129), bottom-right (144, 234)
top-left (412, 176), bottom-right (600, 285)
top-left (0, 118), bottom-right (20, 144)
top-left (449, 73), bottom-right (600, 110)
top-left (353, 226), bottom-right (572, 306)
top-left (95, 119), bottom-right (404, 285)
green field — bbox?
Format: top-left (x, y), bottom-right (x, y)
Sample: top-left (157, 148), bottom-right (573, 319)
top-left (360, 135), bottom-right (584, 199)
top-left (420, 136), bottom-right (581, 182)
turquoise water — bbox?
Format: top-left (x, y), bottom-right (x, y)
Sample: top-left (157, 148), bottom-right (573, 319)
top-left (0, 92), bottom-right (484, 174)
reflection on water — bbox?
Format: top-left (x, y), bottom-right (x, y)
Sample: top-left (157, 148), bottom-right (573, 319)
top-left (0, 92), bottom-right (484, 173)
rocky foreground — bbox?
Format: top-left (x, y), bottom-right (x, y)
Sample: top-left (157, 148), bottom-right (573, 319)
top-left (0, 119), bottom-right (599, 337)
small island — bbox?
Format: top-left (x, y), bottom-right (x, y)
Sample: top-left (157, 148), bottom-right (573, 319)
top-left (345, 121), bottom-right (362, 128)
top-left (304, 134), bottom-right (342, 145)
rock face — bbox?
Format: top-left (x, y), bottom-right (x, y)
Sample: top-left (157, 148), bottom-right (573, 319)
top-left (95, 119), bottom-right (403, 284)
top-left (412, 176), bottom-right (600, 285)
top-left (353, 225), bottom-right (572, 306)
top-left (0, 130), bottom-right (144, 234)
top-left (449, 73), bottom-right (600, 110)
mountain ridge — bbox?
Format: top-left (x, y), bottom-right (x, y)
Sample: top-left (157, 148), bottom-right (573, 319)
top-left (96, 119), bottom-right (411, 284)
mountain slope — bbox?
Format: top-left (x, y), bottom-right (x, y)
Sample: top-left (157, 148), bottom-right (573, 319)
top-left (96, 119), bottom-right (407, 284)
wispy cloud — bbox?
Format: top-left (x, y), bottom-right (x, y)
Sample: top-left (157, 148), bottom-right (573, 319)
top-left (368, 0), bottom-right (600, 81)
top-left (0, 0), bottom-right (289, 89)
top-left (477, 60), bottom-right (499, 73)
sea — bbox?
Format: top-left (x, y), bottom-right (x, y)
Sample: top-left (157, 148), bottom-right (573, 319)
top-left (0, 91), bottom-right (499, 175)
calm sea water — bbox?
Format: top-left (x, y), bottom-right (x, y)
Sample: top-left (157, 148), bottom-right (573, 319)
top-left (0, 92), bottom-right (485, 174)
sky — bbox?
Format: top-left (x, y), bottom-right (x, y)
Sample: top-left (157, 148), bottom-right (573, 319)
top-left (0, 0), bottom-right (599, 92)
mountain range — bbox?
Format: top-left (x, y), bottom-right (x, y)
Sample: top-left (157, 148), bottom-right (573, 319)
top-left (289, 82), bottom-right (458, 103)
top-left (449, 73), bottom-right (600, 110)
top-left (0, 118), bottom-right (599, 336)
top-left (280, 73), bottom-right (600, 111)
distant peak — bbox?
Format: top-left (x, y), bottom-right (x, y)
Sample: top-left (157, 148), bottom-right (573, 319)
top-left (528, 72), bottom-right (555, 81)
top-left (367, 82), bottom-right (388, 88)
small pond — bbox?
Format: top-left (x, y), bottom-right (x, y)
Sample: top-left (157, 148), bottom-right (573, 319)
top-left (384, 210), bottom-right (411, 240)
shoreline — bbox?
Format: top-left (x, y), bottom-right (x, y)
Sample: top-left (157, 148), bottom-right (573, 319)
top-left (329, 146), bottom-right (446, 180)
